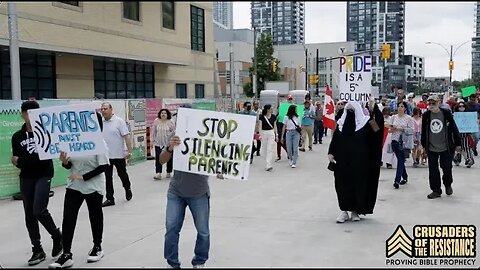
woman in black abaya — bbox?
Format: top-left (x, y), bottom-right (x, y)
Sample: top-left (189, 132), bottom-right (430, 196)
top-left (328, 100), bottom-right (384, 223)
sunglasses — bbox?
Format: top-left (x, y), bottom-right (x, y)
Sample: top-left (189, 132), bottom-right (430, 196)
top-left (459, 105), bottom-right (465, 108)
top-left (428, 101), bottom-right (437, 105)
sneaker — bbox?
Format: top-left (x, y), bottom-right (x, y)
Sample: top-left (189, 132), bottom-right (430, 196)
top-left (28, 247), bottom-right (46, 266)
top-left (319, 141), bottom-right (323, 144)
top-left (351, 211), bottom-right (360, 221)
top-left (386, 163), bottom-right (393, 169)
top-left (102, 199), bottom-right (115, 207)
top-left (291, 164), bottom-right (296, 168)
top-left (166, 173), bottom-right (171, 178)
top-left (336, 211), bottom-right (349, 223)
top-left (399, 179), bottom-right (408, 185)
top-left (51, 228), bottom-right (63, 257)
top-left (474, 148), bottom-right (478, 156)
top-left (153, 173), bottom-right (162, 180)
top-left (125, 189), bottom-right (132, 201)
top-left (299, 148), bottom-right (306, 152)
top-left (49, 253), bottom-right (73, 269)
top-left (193, 264), bottom-right (205, 268)
top-left (393, 182), bottom-right (399, 189)
top-left (445, 186), bottom-right (453, 196)
top-left (308, 146), bottom-right (313, 151)
top-left (427, 191), bottom-right (441, 199)
top-left (266, 167), bottom-right (273, 172)
top-left (313, 141), bottom-right (318, 145)
top-left (275, 157), bottom-right (281, 162)
top-left (87, 246), bottom-right (104, 263)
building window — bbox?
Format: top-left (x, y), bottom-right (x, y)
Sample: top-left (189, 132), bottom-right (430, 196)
top-left (0, 48), bottom-right (56, 100)
top-left (162, 1), bottom-right (175, 30)
top-left (176, 83), bottom-right (187, 98)
top-left (123, 2), bottom-right (140, 21)
top-left (195, 84), bottom-right (205, 98)
top-left (94, 57), bottom-right (154, 99)
top-left (191, 5), bottom-right (205, 52)
top-left (58, 1), bottom-right (79, 6)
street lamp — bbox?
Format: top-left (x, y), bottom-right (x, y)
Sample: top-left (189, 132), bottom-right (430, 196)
top-left (425, 40), bottom-right (471, 84)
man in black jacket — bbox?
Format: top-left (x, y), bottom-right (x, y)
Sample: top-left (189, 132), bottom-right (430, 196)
top-left (421, 95), bottom-right (461, 199)
top-left (11, 101), bottom-right (62, 265)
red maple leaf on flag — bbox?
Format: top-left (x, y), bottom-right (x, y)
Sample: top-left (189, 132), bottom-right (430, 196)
top-left (326, 101), bottom-right (335, 115)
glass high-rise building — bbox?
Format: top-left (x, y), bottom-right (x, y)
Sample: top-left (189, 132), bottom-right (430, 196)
top-left (346, 1), bottom-right (405, 90)
top-left (251, 1), bottom-right (305, 45)
top-left (472, 2), bottom-right (480, 78)
top-left (214, 2), bottom-right (233, 29)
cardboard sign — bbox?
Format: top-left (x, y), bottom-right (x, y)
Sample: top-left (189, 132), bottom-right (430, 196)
top-left (461, 86), bottom-right (477, 98)
top-left (339, 55), bottom-right (372, 102)
top-left (173, 108), bottom-right (257, 180)
top-left (28, 103), bottom-right (107, 160)
top-left (454, 112), bottom-right (479, 133)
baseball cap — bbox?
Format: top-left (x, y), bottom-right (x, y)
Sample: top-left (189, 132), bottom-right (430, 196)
top-left (427, 95), bottom-right (439, 101)
top-left (287, 95), bottom-right (293, 100)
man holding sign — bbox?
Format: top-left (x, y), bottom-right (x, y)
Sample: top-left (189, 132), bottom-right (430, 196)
top-left (11, 101), bottom-right (62, 266)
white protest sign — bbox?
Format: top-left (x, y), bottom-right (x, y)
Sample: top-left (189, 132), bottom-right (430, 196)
top-left (339, 55), bottom-right (373, 102)
top-left (173, 108), bottom-right (257, 180)
top-left (28, 103), bottom-right (107, 160)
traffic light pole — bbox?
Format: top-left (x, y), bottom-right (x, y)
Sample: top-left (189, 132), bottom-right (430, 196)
top-left (449, 45), bottom-right (453, 84)
top-left (305, 48), bottom-right (308, 91)
top-left (315, 48), bottom-right (319, 96)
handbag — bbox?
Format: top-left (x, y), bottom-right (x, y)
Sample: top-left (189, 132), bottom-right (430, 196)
top-left (253, 133), bottom-right (261, 141)
top-left (290, 118), bottom-right (302, 134)
top-left (387, 142), bottom-right (393, 153)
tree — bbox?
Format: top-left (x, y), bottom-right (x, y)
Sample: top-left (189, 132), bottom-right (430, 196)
top-left (243, 82), bottom-right (254, 98)
top-left (249, 33), bottom-right (281, 98)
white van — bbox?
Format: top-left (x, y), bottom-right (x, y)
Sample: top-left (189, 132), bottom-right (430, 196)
top-left (288, 90), bottom-right (309, 104)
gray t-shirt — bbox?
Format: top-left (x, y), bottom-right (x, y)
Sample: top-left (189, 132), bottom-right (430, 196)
top-left (66, 153), bottom-right (109, 195)
top-left (429, 111), bottom-right (447, 152)
top-left (168, 170), bottom-right (210, 198)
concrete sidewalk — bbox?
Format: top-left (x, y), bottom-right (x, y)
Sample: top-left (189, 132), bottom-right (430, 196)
top-left (1, 136), bottom-right (479, 268)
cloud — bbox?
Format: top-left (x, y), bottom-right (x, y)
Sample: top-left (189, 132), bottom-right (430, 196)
top-left (232, 2), bottom-right (475, 81)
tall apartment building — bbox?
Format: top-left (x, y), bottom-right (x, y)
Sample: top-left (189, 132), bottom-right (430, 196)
top-left (251, 1), bottom-right (305, 45)
top-left (346, 1), bottom-right (405, 92)
top-left (213, 2), bottom-right (233, 29)
top-left (473, 2), bottom-right (480, 78)
top-left (0, 2), bottom-right (215, 100)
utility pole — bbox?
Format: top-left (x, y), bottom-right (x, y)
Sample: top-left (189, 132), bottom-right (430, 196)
top-left (305, 48), bottom-right (308, 90)
top-left (449, 45), bottom-right (453, 85)
top-left (315, 48), bottom-right (319, 96)
top-left (229, 42), bottom-right (235, 111)
top-left (253, 27), bottom-right (258, 98)
top-left (8, 2), bottom-right (21, 100)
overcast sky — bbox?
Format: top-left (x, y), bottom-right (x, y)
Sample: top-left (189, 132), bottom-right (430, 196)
top-left (232, 2), bottom-right (475, 81)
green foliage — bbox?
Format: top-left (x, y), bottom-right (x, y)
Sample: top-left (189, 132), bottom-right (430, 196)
top-left (243, 82), bottom-right (254, 98)
top-left (249, 33), bottom-right (281, 97)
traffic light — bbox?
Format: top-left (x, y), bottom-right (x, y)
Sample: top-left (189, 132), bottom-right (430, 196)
top-left (309, 74), bottom-right (315, 85)
top-left (299, 64), bottom-right (305, 72)
top-left (381, 43), bottom-right (391, 59)
top-left (272, 60), bottom-right (278, 72)
top-left (314, 74), bottom-right (319, 84)
top-left (449, 60), bottom-right (454, 71)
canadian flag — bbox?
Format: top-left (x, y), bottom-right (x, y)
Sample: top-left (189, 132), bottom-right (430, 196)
top-left (322, 84), bottom-right (336, 129)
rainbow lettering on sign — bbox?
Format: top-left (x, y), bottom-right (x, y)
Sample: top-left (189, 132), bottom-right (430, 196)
top-left (340, 56), bottom-right (372, 73)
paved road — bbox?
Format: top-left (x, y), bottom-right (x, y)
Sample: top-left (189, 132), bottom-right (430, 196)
top-left (1, 135), bottom-right (479, 268)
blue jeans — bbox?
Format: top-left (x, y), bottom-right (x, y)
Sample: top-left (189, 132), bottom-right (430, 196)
top-left (286, 130), bottom-right (300, 165)
top-left (392, 140), bottom-right (408, 183)
top-left (164, 192), bottom-right (210, 268)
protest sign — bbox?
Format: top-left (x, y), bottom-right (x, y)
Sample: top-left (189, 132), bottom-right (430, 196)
top-left (461, 86), bottom-right (477, 98)
top-left (339, 55), bottom-right (372, 102)
top-left (277, 103), bottom-right (305, 124)
top-left (453, 112), bottom-right (479, 133)
top-left (28, 103), bottom-right (107, 160)
top-left (173, 108), bottom-right (257, 180)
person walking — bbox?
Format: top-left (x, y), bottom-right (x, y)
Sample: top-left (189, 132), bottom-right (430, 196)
top-left (388, 101), bottom-right (414, 189)
top-left (49, 113), bottom-right (109, 269)
top-left (421, 95), bottom-right (461, 199)
top-left (152, 109), bottom-right (176, 180)
top-left (100, 102), bottom-right (133, 207)
top-left (300, 100), bottom-right (315, 152)
top-left (252, 100), bottom-right (262, 156)
top-left (11, 100), bottom-right (62, 266)
top-left (239, 101), bottom-right (258, 164)
top-left (160, 135), bottom-right (224, 269)
top-left (411, 108), bottom-right (424, 168)
top-left (258, 104), bottom-right (278, 171)
top-left (453, 101), bottom-right (475, 168)
top-left (328, 100), bottom-right (384, 223)
top-left (313, 101), bottom-right (324, 144)
top-left (281, 105), bottom-right (301, 168)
